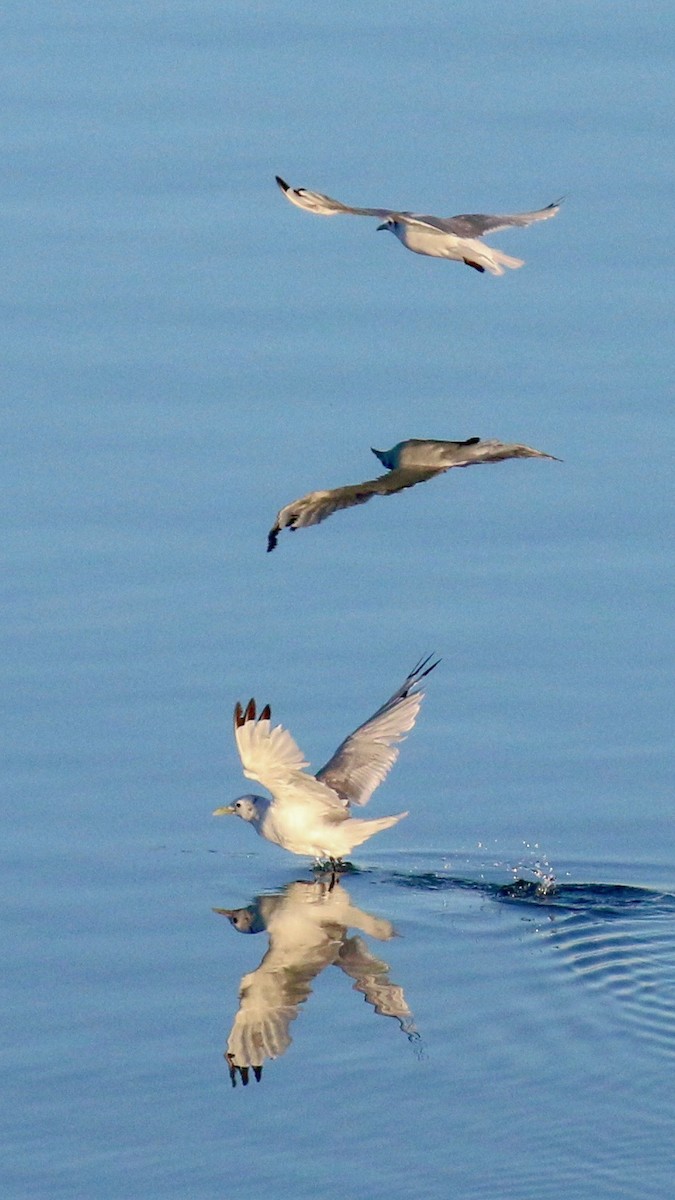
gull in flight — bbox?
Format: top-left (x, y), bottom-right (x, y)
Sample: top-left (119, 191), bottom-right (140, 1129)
top-left (213, 656), bottom-right (438, 864)
top-left (215, 879), bottom-right (415, 1085)
top-left (267, 436), bottom-right (560, 551)
top-left (276, 175), bottom-right (561, 275)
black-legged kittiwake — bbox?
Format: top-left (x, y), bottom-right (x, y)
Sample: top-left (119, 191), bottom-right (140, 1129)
top-left (276, 175), bottom-right (561, 275)
top-left (213, 657), bottom-right (438, 862)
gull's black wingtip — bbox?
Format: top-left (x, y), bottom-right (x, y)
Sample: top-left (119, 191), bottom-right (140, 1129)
top-left (275, 175), bottom-right (289, 192)
top-left (408, 654), bottom-right (441, 686)
top-left (267, 527), bottom-right (279, 553)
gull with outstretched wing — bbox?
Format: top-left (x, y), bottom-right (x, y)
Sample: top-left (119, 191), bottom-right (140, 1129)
top-left (276, 175), bottom-right (561, 275)
top-left (268, 436), bottom-right (559, 551)
top-left (213, 657), bottom-right (438, 862)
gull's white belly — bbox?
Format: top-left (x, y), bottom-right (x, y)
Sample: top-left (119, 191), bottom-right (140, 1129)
top-left (397, 225), bottom-right (464, 260)
top-left (260, 804), bottom-right (347, 858)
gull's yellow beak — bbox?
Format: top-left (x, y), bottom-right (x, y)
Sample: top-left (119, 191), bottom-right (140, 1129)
top-left (212, 805), bottom-right (236, 816)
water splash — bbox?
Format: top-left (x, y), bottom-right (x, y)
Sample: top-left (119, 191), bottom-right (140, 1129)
top-left (507, 840), bottom-right (558, 895)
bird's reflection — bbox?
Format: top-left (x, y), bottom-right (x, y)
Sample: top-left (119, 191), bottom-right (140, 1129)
top-left (215, 877), bottom-right (417, 1086)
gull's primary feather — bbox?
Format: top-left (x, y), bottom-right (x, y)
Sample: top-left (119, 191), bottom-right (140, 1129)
top-left (267, 436), bottom-right (559, 551)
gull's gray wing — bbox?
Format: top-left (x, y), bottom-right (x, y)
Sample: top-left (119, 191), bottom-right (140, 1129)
top-left (223, 940), bottom-right (334, 1086)
top-left (276, 177), bottom-right (561, 237)
top-left (276, 175), bottom-right (400, 219)
top-left (405, 200), bottom-right (561, 238)
top-left (440, 437), bottom-right (561, 466)
top-left (315, 656), bottom-right (438, 807)
top-left (336, 935), bottom-right (415, 1031)
top-left (395, 437), bottom-right (561, 471)
top-left (234, 699), bottom-right (308, 785)
top-left (233, 700), bottom-right (347, 816)
top-left (223, 957), bottom-right (301, 1085)
top-left (267, 467), bottom-right (438, 551)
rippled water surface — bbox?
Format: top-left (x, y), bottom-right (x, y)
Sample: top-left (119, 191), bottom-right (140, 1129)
top-left (2, 2), bottom-right (674, 1197)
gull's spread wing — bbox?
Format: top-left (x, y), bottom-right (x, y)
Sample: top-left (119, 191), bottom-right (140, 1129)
top-left (267, 467), bottom-right (438, 551)
top-left (405, 201), bottom-right (561, 238)
top-left (315, 656), bottom-right (438, 807)
top-left (276, 176), bottom-right (561, 237)
top-left (233, 700), bottom-right (346, 814)
top-left (395, 437), bottom-right (561, 471)
top-left (223, 953), bottom-right (317, 1085)
top-left (234, 699), bottom-right (306, 783)
top-left (441, 437), bottom-right (561, 466)
top-left (336, 936), bottom-right (415, 1030)
top-left (276, 175), bottom-right (397, 219)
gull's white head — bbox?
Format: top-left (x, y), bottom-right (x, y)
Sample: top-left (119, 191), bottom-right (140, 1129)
top-left (213, 794), bottom-right (266, 823)
top-left (214, 905), bottom-right (266, 934)
top-left (377, 217), bottom-right (400, 236)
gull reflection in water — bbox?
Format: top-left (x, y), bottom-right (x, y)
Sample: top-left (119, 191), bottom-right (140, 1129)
top-left (215, 878), bottom-right (417, 1086)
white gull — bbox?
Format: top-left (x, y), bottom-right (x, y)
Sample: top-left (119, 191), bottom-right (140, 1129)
top-left (276, 175), bottom-right (561, 275)
top-left (213, 657), bottom-right (438, 863)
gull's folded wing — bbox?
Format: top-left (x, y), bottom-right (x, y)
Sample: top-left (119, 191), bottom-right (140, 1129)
top-left (407, 201), bottom-right (561, 238)
top-left (267, 467), bottom-right (437, 551)
top-left (315, 656), bottom-right (438, 807)
top-left (233, 700), bottom-right (346, 814)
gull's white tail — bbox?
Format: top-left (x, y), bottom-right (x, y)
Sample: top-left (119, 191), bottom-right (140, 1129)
top-left (465, 244), bottom-right (525, 275)
top-left (337, 811), bottom-right (409, 854)
top-left (484, 248), bottom-right (525, 275)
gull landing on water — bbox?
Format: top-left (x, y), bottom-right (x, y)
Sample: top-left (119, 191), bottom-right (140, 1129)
top-left (213, 657), bottom-right (438, 864)
top-left (267, 437), bottom-right (560, 551)
top-left (276, 175), bottom-right (561, 275)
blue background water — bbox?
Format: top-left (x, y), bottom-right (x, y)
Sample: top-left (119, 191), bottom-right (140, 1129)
top-left (2, 2), bottom-right (673, 1197)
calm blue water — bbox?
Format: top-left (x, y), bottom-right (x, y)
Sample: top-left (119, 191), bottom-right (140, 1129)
top-left (2, 3), bottom-right (673, 1197)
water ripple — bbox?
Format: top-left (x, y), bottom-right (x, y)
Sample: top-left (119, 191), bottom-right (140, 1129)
top-left (384, 866), bottom-right (675, 1059)
top-left (514, 884), bottom-right (675, 1058)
